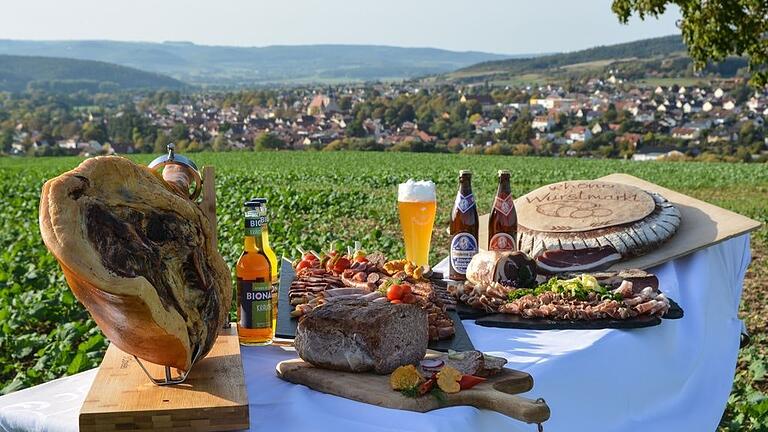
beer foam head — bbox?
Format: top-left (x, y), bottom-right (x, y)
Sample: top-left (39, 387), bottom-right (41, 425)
top-left (398, 179), bottom-right (436, 202)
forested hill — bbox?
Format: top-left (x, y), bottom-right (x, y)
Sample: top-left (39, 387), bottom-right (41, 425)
top-left (447, 34), bottom-right (749, 83)
top-left (0, 40), bottom-right (514, 86)
top-left (458, 35), bottom-right (686, 74)
top-left (0, 55), bottom-right (187, 93)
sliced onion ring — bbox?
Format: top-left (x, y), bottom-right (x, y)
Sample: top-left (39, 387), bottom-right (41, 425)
top-left (420, 359), bottom-right (445, 372)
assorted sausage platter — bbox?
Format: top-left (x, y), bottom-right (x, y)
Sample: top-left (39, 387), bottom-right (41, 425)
top-left (444, 251), bottom-right (683, 330)
top-left (275, 256), bottom-right (476, 352)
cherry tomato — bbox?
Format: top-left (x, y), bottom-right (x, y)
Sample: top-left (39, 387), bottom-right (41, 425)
top-left (401, 293), bottom-right (416, 304)
top-left (332, 257), bottom-right (351, 273)
top-left (355, 256), bottom-right (369, 263)
top-left (387, 284), bottom-right (405, 301)
top-left (303, 252), bottom-right (318, 261)
top-left (296, 260), bottom-right (312, 272)
top-left (401, 285), bottom-right (412, 296)
top-left (458, 375), bottom-right (486, 390)
top-left (390, 299), bottom-right (402, 304)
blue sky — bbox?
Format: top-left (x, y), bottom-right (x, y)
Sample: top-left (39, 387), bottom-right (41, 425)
top-left (1, 0), bottom-right (681, 54)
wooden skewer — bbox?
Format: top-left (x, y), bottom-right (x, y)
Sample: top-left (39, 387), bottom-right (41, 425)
top-left (200, 166), bottom-right (218, 250)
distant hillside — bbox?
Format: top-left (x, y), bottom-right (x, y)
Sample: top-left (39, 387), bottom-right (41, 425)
top-left (446, 35), bottom-right (748, 84)
top-left (460, 35), bottom-right (685, 74)
top-left (0, 40), bottom-right (515, 86)
top-left (0, 55), bottom-right (187, 93)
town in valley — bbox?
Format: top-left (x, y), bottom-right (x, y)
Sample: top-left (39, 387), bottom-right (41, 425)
top-left (4, 75), bottom-right (765, 163)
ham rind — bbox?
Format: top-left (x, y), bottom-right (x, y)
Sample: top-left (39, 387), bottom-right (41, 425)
top-left (535, 246), bottom-right (622, 273)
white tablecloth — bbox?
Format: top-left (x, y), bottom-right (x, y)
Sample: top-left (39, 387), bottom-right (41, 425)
top-left (0, 235), bottom-right (751, 432)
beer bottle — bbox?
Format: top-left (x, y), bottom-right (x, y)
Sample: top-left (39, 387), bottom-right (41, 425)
top-left (236, 200), bottom-right (273, 346)
top-left (449, 170), bottom-right (479, 281)
top-left (488, 170), bottom-right (518, 251)
top-left (253, 198), bottom-right (279, 333)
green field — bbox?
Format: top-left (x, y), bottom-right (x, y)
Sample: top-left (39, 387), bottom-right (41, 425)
top-left (634, 77), bottom-right (712, 87)
top-left (1, 152), bottom-right (766, 429)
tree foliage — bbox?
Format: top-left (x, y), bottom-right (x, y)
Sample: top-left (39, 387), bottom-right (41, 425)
top-left (612, 0), bottom-right (768, 86)
top-left (254, 133), bottom-right (286, 151)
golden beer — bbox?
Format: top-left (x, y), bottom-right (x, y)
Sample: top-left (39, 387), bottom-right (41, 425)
top-left (398, 180), bottom-right (437, 266)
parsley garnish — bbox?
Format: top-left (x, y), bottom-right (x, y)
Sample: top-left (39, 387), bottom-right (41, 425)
top-left (507, 275), bottom-right (621, 302)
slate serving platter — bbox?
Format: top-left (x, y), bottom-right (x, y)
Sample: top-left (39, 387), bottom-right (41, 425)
top-left (453, 297), bottom-right (684, 330)
top-left (275, 259), bottom-right (475, 352)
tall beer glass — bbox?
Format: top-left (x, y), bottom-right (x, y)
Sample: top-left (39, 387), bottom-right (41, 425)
top-left (397, 179), bottom-right (437, 266)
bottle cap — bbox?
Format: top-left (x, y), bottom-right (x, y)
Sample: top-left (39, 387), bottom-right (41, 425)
top-left (459, 170), bottom-right (472, 177)
top-left (498, 169), bottom-right (510, 176)
top-left (244, 198), bottom-right (266, 208)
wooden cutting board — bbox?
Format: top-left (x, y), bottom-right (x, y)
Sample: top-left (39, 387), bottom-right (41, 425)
top-left (276, 354), bottom-right (550, 425)
top-left (477, 173), bottom-right (762, 271)
top-left (79, 325), bottom-right (249, 432)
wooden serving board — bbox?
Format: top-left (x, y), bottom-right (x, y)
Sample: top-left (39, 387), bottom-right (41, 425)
top-left (275, 258), bottom-right (476, 352)
top-left (276, 354), bottom-right (550, 425)
top-left (80, 325), bottom-right (249, 432)
top-left (478, 173), bottom-right (762, 271)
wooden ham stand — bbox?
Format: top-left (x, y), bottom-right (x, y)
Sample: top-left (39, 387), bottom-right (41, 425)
top-left (79, 155), bottom-right (250, 432)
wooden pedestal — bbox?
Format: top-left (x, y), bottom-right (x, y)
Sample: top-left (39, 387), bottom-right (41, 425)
top-left (80, 325), bottom-right (249, 432)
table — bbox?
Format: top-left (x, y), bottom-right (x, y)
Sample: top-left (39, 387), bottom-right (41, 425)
top-left (0, 234), bottom-right (751, 432)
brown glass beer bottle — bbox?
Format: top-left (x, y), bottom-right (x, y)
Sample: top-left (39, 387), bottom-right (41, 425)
top-left (488, 170), bottom-right (518, 251)
top-left (449, 170), bottom-right (479, 281)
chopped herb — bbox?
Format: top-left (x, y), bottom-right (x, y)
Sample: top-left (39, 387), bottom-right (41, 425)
top-left (507, 274), bottom-right (617, 302)
top-left (400, 385), bottom-right (448, 404)
top-left (379, 278), bottom-right (403, 295)
top-left (430, 387), bottom-right (447, 404)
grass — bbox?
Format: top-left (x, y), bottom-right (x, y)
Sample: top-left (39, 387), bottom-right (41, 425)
top-left (0, 152), bottom-right (765, 429)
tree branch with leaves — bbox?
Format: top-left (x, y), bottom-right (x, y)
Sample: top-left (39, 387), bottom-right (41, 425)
top-left (612, 0), bottom-right (768, 86)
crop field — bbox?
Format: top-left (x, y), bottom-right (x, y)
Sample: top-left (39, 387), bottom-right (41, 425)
top-left (1, 152), bottom-right (766, 429)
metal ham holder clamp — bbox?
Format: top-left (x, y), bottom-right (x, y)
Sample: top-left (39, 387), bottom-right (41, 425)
top-left (136, 143), bottom-right (221, 386)
top-left (148, 143), bottom-right (203, 201)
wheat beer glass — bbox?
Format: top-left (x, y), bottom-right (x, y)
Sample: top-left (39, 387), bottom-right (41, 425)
top-left (397, 179), bottom-right (437, 266)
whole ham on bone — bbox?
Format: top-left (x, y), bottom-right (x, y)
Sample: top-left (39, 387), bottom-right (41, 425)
top-left (39, 156), bottom-right (232, 371)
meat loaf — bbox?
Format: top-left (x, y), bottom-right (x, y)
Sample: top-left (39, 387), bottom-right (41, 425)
top-left (295, 299), bottom-right (428, 374)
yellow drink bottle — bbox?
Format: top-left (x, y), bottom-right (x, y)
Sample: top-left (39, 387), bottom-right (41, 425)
top-left (236, 200), bottom-right (273, 345)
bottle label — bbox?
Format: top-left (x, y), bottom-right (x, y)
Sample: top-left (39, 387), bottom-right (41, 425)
top-left (455, 193), bottom-right (476, 214)
top-left (238, 280), bottom-right (272, 329)
top-left (245, 216), bottom-right (267, 237)
top-left (490, 233), bottom-right (516, 251)
top-left (450, 233), bottom-right (478, 275)
top-left (493, 194), bottom-right (515, 216)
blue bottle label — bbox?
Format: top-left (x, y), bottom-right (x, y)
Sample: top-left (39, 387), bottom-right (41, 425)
top-left (450, 233), bottom-right (478, 275)
top-left (455, 193), bottom-right (476, 214)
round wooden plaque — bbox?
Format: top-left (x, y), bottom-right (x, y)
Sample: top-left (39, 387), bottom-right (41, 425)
top-left (516, 180), bottom-right (655, 233)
